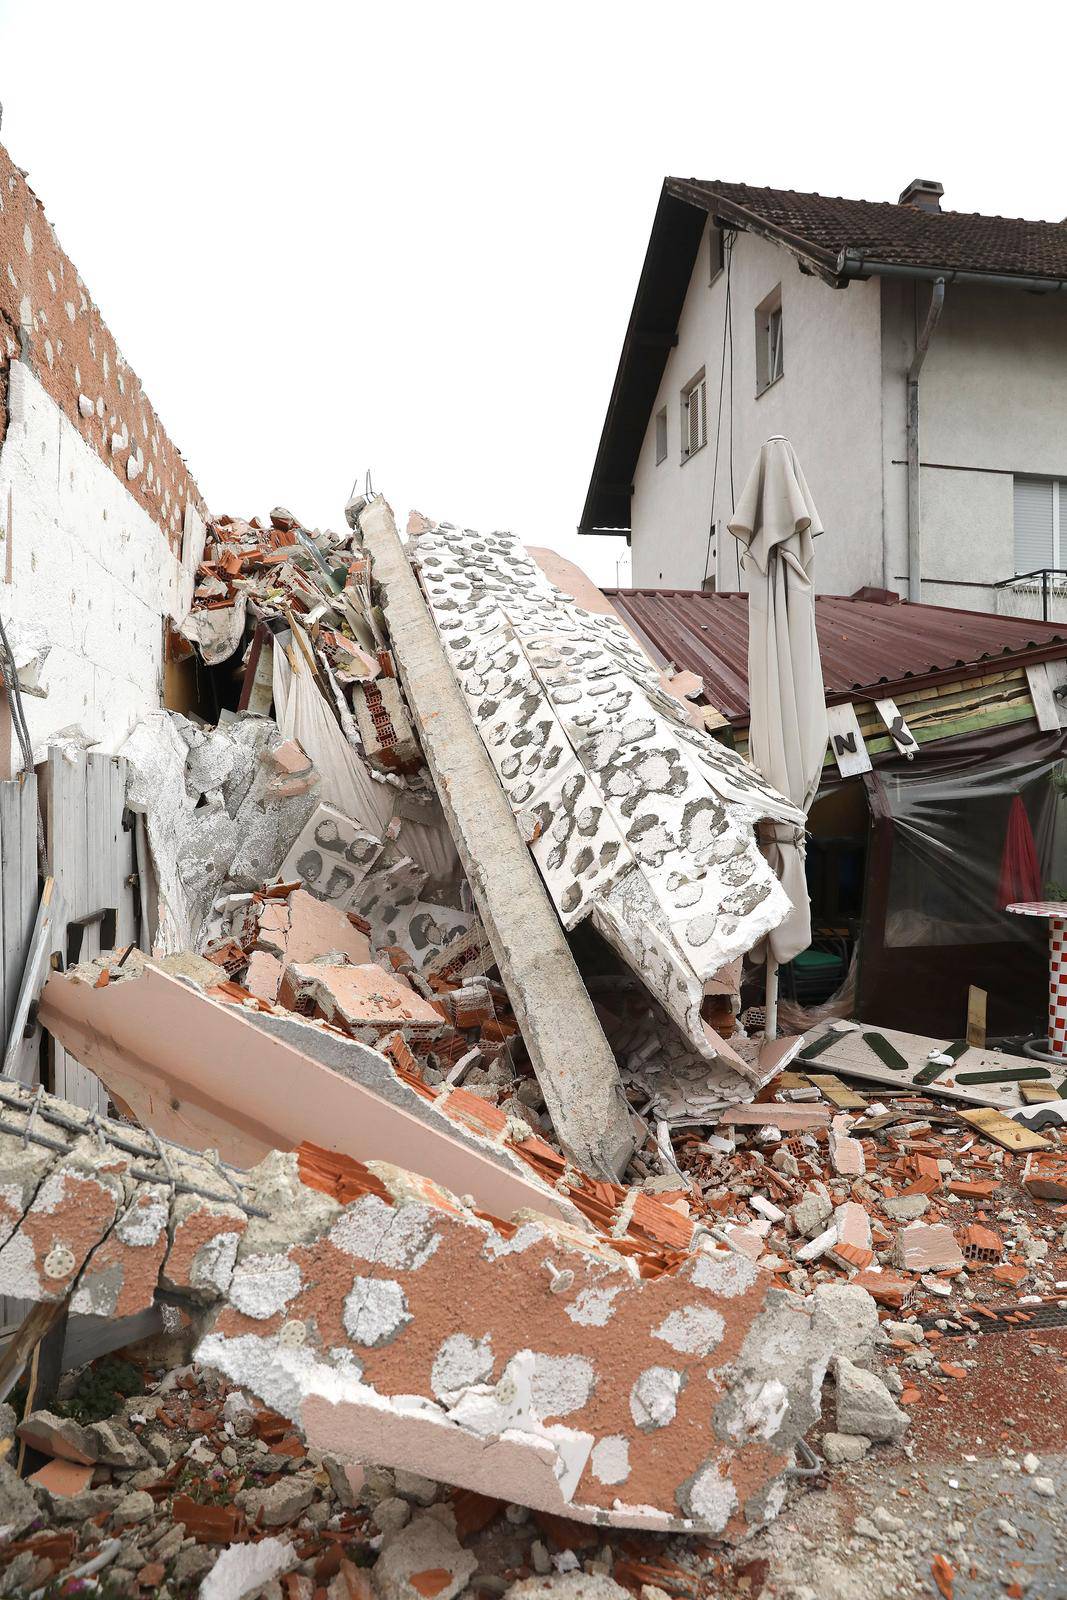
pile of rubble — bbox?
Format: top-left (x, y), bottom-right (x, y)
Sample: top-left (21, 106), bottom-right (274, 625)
top-left (0, 1077), bottom-right (901, 1591)
top-left (4, 492), bottom-right (1065, 1596)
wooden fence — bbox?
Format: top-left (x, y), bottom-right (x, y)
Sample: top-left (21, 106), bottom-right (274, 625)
top-left (0, 752), bottom-right (142, 1332)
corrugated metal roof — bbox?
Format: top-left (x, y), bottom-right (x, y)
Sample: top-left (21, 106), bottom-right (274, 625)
top-left (604, 589), bottom-right (1067, 723)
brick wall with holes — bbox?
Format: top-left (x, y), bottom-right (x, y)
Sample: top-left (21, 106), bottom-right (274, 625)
top-left (0, 138), bottom-right (207, 553)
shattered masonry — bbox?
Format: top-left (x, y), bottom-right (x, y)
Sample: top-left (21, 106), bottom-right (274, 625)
top-left (0, 1082), bottom-right (838, 1540)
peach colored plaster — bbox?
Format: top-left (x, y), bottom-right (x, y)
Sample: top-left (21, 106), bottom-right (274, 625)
top-left (255, 890), bottom-right (371, 970)
top-left (202, 1172), bottom-right (798, 1539)
top-left (38, 966), bottom-right (578, 1226)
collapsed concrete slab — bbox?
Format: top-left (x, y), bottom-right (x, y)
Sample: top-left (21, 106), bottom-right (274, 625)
top-left (37, 964), bottom-right (582, 1228)
top-left (356, 499), bottom-right (635, 1181)
top-left (378, 510), bottom-right (803, 1089)
top-left (0, 1082), bottom-right (839, 1540)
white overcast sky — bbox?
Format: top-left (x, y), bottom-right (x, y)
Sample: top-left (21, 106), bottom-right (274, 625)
top-left (0, 2), bottom-right (1061, 585)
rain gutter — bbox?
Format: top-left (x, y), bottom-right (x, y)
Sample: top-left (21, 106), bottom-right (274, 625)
top-left (835, 253), bottom-right (1067, 294)
top-left (904, 278), bottom-right (946, 604)
top-left (836, 251), bottom-right (1067, 601)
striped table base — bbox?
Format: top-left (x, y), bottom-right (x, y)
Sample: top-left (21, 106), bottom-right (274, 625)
top-left (1049, 916), bottom-right (1067, 1058)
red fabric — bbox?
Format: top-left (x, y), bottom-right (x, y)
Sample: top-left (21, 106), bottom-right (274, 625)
top-left (997, 794), bottom-right (1042, 908)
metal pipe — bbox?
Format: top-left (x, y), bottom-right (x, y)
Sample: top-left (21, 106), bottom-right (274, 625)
top-left (764, 959), bottom-right (779, 1042)
top-left (837, 254), bottom-right (1067, 295)
top-left (906, 279), bottom-right (946, 604)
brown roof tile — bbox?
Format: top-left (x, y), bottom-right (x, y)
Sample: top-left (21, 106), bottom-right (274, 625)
top-left (668, 178), bottom-right (1067, 281)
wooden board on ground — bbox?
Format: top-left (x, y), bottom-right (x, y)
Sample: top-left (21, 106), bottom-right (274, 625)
top-left (1020, 1081), bottom-right (1066, 1105)
top-left (805, 1072), bottom-right (867, 1109)
top-left (957, 1106), bottom-right (1052, 1152)
top-left (966, 985), bottom-right (987, 1048)
top-left (43, 751), bottom-right (138, 1114)
top-left (798, 1021), bottom-right (1067, 1109)
top-left (719, 1103), bottom-right (832, 1129)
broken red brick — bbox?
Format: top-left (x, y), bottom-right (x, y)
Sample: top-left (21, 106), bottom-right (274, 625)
top-left (932, 1552), bottom-right (955, 1599)
top-left (959, 1225), bottom-right (1002, 1264)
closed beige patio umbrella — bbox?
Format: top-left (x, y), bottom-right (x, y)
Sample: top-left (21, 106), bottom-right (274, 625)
top-left (728, 437), bottom-right (829, 1037)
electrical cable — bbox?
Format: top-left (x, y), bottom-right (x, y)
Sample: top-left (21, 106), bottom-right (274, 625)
top-left (701, 229), bottom-right (736, 589)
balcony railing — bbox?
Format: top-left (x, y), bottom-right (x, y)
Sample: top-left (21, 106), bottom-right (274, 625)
top-left (992, 568), bottom-right (1067, 624)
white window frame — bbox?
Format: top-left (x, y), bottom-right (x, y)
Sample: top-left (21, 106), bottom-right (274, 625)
top-left (755, 286), bottom-right (784, 396)
top-left (680, 371), bottom-right (707, 461)
top-left (767, 305), bottom-right (784, 383)
top-left (655, 406), bottom-right (668, 465)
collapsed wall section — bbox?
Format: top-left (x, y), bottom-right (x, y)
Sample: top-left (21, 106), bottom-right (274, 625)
top-left (0, 138), bottom-right (207, 757)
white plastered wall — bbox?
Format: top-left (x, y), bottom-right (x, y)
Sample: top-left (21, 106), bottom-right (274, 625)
top-left (629, 228), bottom-right (884, 597)
top-left (880, 277), bottom-right (1067, 609)
top-left (0, 361), bottom-right (193, 763)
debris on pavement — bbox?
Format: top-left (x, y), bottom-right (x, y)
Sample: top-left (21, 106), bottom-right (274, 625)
top-left (0, 1081), bottom-right (841, 1545)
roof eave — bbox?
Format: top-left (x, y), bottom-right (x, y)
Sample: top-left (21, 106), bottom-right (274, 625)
top-left (578, 184), bottom-right (709, 536)
top-left (664, 178), bottom-right (844, 286)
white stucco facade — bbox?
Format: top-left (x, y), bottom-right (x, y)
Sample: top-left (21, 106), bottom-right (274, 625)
top-left (627, 221), bottom-right (1067, 616)
top-left (0, 361), bottom-right (193, 765)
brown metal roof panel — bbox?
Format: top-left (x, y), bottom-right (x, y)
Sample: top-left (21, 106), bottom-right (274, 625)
top-left (604, 589), bottom-right (1067, 721)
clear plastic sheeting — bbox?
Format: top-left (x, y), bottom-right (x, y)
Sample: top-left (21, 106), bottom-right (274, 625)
top-left (877, 741), bottom-right (1067, 949)
top-left (861, 720), bottom-right (1067, 1036)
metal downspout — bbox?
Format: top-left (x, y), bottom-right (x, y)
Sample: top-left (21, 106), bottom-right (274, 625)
top-left (906, 278), bottom-right (946, 604)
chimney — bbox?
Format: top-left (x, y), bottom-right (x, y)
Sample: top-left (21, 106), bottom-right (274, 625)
top-left (897, 178), bottom-right (944, 211)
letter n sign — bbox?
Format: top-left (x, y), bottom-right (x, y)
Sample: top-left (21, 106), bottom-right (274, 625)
top-left (826, 703), bottom-right (872, 776)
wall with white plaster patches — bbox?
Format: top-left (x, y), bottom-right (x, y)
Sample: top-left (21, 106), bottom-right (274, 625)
top-left (0, 362), bottom-right (192, 762)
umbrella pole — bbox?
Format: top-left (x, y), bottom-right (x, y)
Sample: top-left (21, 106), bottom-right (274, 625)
top-left (765, 958), bottom-right (779, 1040)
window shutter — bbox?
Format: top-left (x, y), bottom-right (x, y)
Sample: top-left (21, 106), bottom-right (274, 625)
top-left (699, 380), bottom-right (707, 449)
top-left (1014, 479), bottom-right (1054, 575)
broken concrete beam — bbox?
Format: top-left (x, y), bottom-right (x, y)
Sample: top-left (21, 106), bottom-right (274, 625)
top-left (833, 1356), bottom-right (909, 1442)
top-left (37, 964), bottom-right (582, 1227)
top-left (356, 498), bottom-right (634, 1180)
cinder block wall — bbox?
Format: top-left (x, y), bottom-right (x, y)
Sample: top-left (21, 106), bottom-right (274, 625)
top-left (0, 138), bottom-right (208, 759)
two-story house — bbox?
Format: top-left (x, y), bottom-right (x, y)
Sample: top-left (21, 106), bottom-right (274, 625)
top-left (580, 177), bottom-right (1067, 617)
